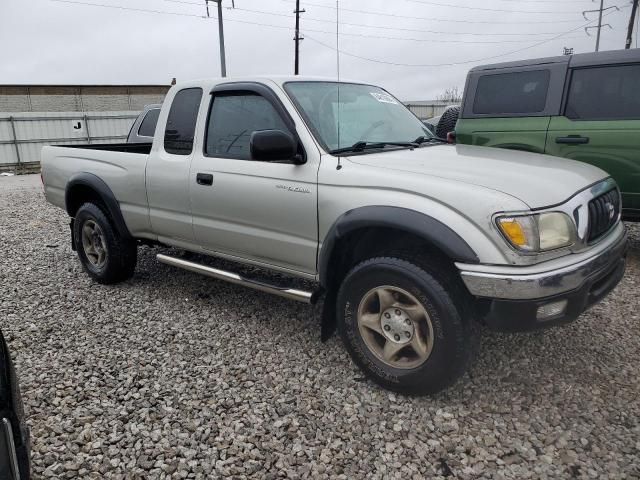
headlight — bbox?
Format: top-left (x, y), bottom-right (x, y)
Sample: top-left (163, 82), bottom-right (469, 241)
top-left (497, 212), bottom-right (575, 252)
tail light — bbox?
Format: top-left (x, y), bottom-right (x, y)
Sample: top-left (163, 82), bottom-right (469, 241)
top-left (446, 131), bottom-right (456, 144)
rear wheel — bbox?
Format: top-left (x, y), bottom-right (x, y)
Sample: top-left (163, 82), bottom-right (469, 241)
top-left (337, 256), bottom-right (473, 395)
top-left (74, 203), bottom-right (137, 284)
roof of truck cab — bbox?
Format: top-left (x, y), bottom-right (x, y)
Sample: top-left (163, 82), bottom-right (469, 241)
top-left (171, 76), bottom-right (369, 90)
top-left (470, 48), bottom-right (640, 72)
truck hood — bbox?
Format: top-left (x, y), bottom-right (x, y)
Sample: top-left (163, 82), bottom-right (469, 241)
top-left (347, 144), bottom-right (609, 208)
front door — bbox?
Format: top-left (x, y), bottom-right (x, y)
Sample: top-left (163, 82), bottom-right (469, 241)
top-left (189, 85), bottom-right (319, 275)
top-left (545, 64), bottom-right (640, 217)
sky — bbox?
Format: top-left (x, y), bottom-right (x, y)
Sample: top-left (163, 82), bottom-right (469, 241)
top-left (1, 0), bottom-right (637, 100)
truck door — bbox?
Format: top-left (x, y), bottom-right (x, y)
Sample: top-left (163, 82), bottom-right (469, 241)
top-left (545, 64), bottom-right (640, 217)
top-left (146, 87), bottom-right (203, 243)
top-left (189, 83), bottom-right (319, 275)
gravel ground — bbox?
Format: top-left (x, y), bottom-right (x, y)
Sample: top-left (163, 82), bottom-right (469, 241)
top-left (1, 174), bottom-right (639, 479)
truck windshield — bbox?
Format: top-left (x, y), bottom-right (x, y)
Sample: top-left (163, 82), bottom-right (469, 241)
top-left (284, 81), bottom-right (433, 154)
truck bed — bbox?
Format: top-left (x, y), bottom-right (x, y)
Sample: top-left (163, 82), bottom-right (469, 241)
top-left (59, 143), bottom-right (152, 154)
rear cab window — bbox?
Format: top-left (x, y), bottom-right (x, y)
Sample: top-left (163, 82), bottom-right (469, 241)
top-left (164, 88), bottom-right (203, 155)
top-left (565, 64), bottom-right (640, 120)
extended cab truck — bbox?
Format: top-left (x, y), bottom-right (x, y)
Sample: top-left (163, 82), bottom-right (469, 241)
top-left (455, 48), bottom-right (640, 220)
top-left (41, 77), bottom-right (628, 395)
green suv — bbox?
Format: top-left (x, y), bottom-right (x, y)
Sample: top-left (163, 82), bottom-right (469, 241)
top-left (455, 48), bottom-right (640, 220)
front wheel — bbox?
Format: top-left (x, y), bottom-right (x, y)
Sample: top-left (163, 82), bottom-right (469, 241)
top-left (337, 256), bottom-right (473, 395)
top-left (73, 203), bottom-right (137, 284)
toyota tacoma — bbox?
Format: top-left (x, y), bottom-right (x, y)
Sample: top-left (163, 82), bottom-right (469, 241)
top-left (41, 77), bottom-right (627, 395)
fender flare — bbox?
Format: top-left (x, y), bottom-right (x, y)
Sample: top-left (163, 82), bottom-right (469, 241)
top-left (65, 172), bottom-right (133, 240)
top-left (318, 206), bottom-right (479, 287)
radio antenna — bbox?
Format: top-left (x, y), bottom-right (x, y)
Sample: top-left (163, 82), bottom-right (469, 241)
top-left (336, 0), bottom-right (340, 81)
top-left (336, 0), bottom-right (342, 167)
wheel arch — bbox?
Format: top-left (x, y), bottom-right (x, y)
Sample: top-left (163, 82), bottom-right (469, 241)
top-left (319, 206), bottom-right (479, 287)
top-left (65, 172), bottom-right (133, 240)
top-left (317, 206), bottom-right (479, 341)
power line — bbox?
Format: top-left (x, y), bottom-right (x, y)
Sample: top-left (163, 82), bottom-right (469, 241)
top-left (303, 7), bottom-right (623, 68)
top-left (314, 18), bottom-right (576, 37)
top-left (403, 0), bottom-right (613, 14)
top-left (56, 0), bottom-right (591, 40)
top-left (201, 3), bottom-right (592, 37)
top-left (235, 6), bottom-right (584, 37)
top-left (50, 0), bottom-right (210, 18)
top-left (48, 0), bottom-right (299, 31)
top-left (45, 0), bottom-right (574, 43)
top-left (281, 0), bottom-right (586, 24)
top-left (308, 29), bottom-right (589, 45)
top-left (483, 0), bottom-right (596, 3)
top-left (139, 0), bottom-right (585, 36)
top-left (44, 0), bottom-right (587, 43)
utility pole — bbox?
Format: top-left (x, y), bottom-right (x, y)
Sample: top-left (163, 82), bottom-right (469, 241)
top-left (205, 0), bottom-right (232, 77)
top-left (294, 0), bottom-right (305, 75)
top-left (626, 0), bottom-right (639, 49)
top-left (595, 0), bottom-right (604, 51)
top-left (583, 1), bottom-right (618, 52)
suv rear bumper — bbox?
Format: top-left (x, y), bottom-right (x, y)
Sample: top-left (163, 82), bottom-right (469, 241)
top-left (456, 227), bottom-right (628, 331)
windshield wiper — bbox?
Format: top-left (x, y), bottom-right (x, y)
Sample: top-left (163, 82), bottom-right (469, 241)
top-left (330, 141), bottom-right (418, 155)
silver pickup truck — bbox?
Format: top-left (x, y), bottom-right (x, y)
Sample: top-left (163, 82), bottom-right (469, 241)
top-left (41, 77), bottom-right (627, 395)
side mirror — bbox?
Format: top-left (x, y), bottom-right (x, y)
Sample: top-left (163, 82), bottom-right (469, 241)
top-left (250, 130), bottom-right (304, 164)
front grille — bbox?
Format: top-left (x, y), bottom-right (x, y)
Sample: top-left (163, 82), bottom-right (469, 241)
top-left (587, 188), bottom-right (620, 242)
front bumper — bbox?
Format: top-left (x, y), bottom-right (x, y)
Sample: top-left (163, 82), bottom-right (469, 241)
top-left (456, 226), bottom-right (628, 331)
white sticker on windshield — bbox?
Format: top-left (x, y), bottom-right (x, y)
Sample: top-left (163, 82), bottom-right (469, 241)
top-left (370, 92), bottom-right (398, 104)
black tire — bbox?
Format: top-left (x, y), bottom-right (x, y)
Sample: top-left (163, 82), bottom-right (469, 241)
top-left (337, 256), bottom-right (473, 395)
top-left (435, 106), bottom-right (460, 139)
top-left (73, 203), bottom-right (137, 284)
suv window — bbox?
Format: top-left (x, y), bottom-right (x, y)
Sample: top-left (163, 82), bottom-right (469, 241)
top-left (473, 70), bottom-right (550, 115)
top-left (565, 64), bottom-right (640, 120)
top-left (164, 88), bottom-right (203, 155)
top-left (138, 108), bottom-right (160, 137)
top-left (205, 93), bottom-right (289, 160)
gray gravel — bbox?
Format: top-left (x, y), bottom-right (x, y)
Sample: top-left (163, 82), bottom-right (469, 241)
top-left (1, 174), bottom-right (639, 479)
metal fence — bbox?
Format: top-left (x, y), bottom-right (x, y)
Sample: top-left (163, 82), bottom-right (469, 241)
top-left (404, 102), bottom-right (454, 120)
top-left (0, 111), bottom-right (139, 172)
top-left (0, 102), bottom-right (452, 173)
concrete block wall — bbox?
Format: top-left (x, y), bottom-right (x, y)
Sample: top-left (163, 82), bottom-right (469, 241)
top-left (0, 85), bottom-right (169, 112)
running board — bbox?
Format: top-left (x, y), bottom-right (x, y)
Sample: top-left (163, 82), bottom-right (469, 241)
top-left (156, 253), bottom-right (318, 304)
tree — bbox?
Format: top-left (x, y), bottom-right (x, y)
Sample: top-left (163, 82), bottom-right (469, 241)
top-left (436, 86), bottom-right (462, 104)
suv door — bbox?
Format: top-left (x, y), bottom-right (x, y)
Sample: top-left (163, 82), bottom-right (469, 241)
top-left (189, 83), bottom-right (319, 275)
top-left (545, 64), bottom-right (640, 218)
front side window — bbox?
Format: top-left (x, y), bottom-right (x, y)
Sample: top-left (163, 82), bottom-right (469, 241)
top-left (284, 82), bottom-right (431, 152)
top-left (566, 64), bottom-right (640, 120)
top-left (138, 108), bottom-right (160, 137)
top-left (164, 88), bottom-right (203, 155)
top-left (473, 70), bottom-right (550, 115)
top-left (205, 93), bottom-right (289, 160)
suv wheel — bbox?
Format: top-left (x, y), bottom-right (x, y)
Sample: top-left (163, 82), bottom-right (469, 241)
top-left (435, 106), bottom-right (460, 139)
top-left (74, 203), bottom-right (137, 284)
top-left (337, 256), bottom-right (473, 395)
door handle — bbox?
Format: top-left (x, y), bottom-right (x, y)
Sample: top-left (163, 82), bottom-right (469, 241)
top-left (555, 136), bottom-right (589, 145)
top-left (196, 173), bottom-right (213, 186)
